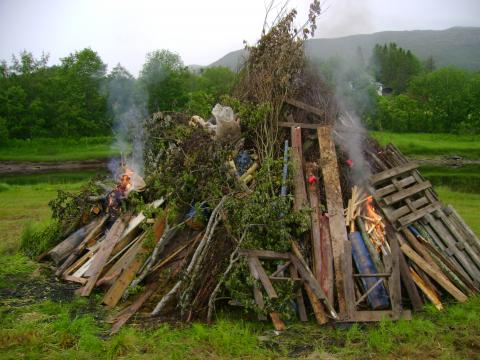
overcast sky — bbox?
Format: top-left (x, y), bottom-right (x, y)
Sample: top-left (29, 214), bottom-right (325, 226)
top-left (1, 0), bottom-right (479, 76)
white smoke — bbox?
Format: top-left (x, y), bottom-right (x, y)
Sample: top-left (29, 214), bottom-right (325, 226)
top-left (106, 66), bottom-right (147, 178)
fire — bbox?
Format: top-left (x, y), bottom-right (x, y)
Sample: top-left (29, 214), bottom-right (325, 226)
top-left (363, 197), bottom-right (389, 255)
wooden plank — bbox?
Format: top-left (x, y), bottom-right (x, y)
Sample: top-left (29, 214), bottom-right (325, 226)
top-left (317, 125), bottom-right (349, 316)
top-left (399, 240), bottom-right (468, 302)
top-left (79, 217), bottom-right (128, 297)
top-left (252, 282), bottom-right (267, 321)
top-left (102, 235), bottom-right (150, 308)
top-left (247, 257), bottom-right (278, 299)
top-left (48, 220), bottom-right (100, 264)
top-left (319, 215), bottom-right (335, 305)
top-left (110, 283), bottom-right (157, 335)
top-left (269, 312), bottom-right (286, 331)
top-left (290, 241), bottom-right (337, 319)
top-left (374, 176), bottom-right (416, 198)
top-left (291, 126), bottom-right (308, 212)
top-left (306, 162), bottom-right (323, 283)
top-left (388, 231), bottom-right (403, 317)
top-left (370, 162), bottom-right (419, 185)
top-left (410, 268), bottom-right (443, 311)
top-left (56, 216), bottom-right (107, 277)
top-left (418, 233), bottom-right (478, 293)
top-left (397, 202), bottom-right (441, 227)
top-left (304, 283), bottom-right (329, 324)
top-left (62, 274), bottom-right (87, 285)
top-left (238, 249), bottom-right (290, 260)
top-left (290, 265), bottom-right (308, 322)
top-left (346, 310), bottom-right (412, 322)
top-left (285, 98), bottom-right (324, 117)
top-left (383, 181), bottom-right (432, 205)
top-left (279, 121), bottom-right (323, 129)
top-left (398, 245), bottom-right (424, 312)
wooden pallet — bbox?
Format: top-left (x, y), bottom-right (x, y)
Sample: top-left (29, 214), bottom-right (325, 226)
top-left (370, 161), bottom-right (480, 286)
top-left (369, 162), bottom-right (442, 229)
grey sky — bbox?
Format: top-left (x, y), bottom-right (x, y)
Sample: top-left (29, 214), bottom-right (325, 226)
top-left (1, 0), bottom-right (479, 76)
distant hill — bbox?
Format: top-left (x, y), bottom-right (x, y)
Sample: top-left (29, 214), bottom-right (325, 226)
top-left (209, 27), bottom-right (480, 71)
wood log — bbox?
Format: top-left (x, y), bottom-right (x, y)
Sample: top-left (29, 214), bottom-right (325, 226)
top-left (48, 219), bottom-right (101, 264)
top-left (79, 216), bottom-right (129, 297)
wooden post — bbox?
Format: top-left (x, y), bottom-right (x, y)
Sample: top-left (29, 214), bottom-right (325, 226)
top-left (317, 126), bottom-right (350, 316)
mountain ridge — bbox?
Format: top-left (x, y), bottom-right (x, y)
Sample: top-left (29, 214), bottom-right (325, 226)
top-left (207, 27), bottom-right (480, 71)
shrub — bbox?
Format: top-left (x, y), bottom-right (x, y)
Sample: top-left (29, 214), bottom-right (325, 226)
top-left (20, 219), bottom-right (61, 258)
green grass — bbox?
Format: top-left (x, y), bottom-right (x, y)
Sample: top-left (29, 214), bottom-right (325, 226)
top-left (0, 137), bottom-right (122, 162)
top-left (371, 131), bottom-right (480, 159)
top-left (0, 174), bottom-right (479, 358)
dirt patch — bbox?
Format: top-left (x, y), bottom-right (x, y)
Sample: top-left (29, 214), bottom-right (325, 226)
top-left (0, 272), bottom-right (80, 306)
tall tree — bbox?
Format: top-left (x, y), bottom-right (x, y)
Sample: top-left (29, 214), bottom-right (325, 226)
top-left (370, 43), bottom-right (422, 93)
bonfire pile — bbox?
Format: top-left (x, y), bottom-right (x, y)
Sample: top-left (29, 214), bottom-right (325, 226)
top-left (39, 2), bottom-right (480, 333)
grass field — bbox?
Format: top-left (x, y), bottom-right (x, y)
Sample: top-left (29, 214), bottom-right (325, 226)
top-left (0, 137), bottom-right (121, 162)
top-left (371, 131), bottom-right (480, 159)
top-left (0, 132), bottom-right (479, 162)
top-left (0, 177), bottom-right (479, 359)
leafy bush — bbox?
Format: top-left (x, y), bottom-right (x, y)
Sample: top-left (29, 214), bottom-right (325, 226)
top-left (20, 219), bottom-right (60, 258)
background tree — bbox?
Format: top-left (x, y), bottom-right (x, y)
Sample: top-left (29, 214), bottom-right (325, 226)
top-left (370, 43), bottom-right (422, 93)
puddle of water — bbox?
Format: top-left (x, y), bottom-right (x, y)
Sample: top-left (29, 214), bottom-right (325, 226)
top-left (420, 165), bottom-right (480, 194)
top-left (1, 170), bottom-right (106, 185)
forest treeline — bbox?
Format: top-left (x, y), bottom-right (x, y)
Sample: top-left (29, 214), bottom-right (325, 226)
top-left (0, 49), bottom-right (236, 144)
top-left (318, 43), bottom-right (480, 134)
top-left (1, 43), bottom-right (479, 144)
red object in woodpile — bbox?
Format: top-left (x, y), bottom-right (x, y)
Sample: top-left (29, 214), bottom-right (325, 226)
top-left (308, 175), bottom-right (317, 184)
top-left (345, 159), bottom-right (353, 167)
